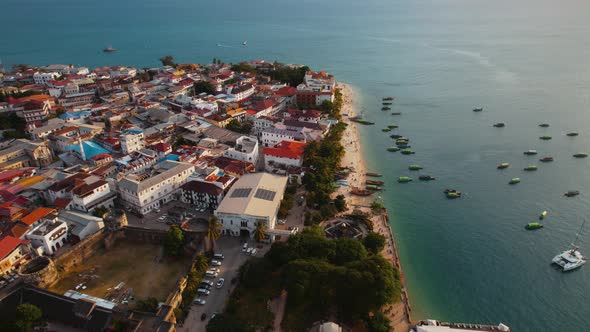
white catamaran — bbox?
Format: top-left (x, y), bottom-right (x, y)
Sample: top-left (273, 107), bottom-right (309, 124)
top-left (552, 220), bottom-right (587, 272)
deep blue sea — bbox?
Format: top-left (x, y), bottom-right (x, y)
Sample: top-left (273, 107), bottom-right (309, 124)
top-left (3, 0), bottom-right (590, 330)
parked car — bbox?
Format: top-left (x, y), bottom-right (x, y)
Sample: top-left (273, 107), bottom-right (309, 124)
top-left (193, 298), bottom-right (206, 305)
top-left (277, 219), bottom-right (286, 225)
top-left (211, 260), bottom-right (222, 267)
top-left (216, 278), bottom-right (225, 289)
top-left (205, 271), bottom-right (218, 278)
top-left (201, 280), bottom-right (214, 287)
top-left (199, 283), bottom-right (212, 290)
top-left (207, 268), bottom-right (220, 274)
top-left (155, 209), bottom-right (161, 213)
top-left (250, 248), bottom-right (258, 256)
top-left (213, 253), bottom-right (224, 260)
top-left (197, 289), bottom-right (210, 296)
top-left (242, 243), bottom-right (248, 252)
top-left (158, 215), bottom-right (167, 222)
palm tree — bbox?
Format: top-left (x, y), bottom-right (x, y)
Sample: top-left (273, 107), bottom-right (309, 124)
top-left (254, 220), bottom-right (267, 243)
top-left (206, 216), bottom-right (222, 252)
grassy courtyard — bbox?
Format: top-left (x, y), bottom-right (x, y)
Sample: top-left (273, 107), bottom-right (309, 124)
top-left (49, 242), bottom-right (191, 303)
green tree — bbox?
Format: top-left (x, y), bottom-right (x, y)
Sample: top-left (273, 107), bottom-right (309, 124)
top-left (15, 303), bottom-right (42, 332)
top-left (206, 216), bottom-right (222, 251)
top-left (370, 200), bottom-right (385, 212)
top-left (207, 313), bottom-right (254, 332)
top-left (164, 225), bottom-right (184, 256)
top-left (254, 220), bottom-right (267, 242)
top-left (92, 206), bottom-right (109, 218)
top-left (365, 312), bottom-right (392, 332)
top-left (194, 81), bottom-right (215, 95)
top-left (135, 297), bottom-right (159, 313)
top-left (231, 63), bottom-right (256, 73)
top-left (194, 253), bottom-right (209, 272)
top-left (159, 55), bottom-right (176, 67)
top-left (363, 232), bottom-right (386, 254)
top-left (334, 195), bottom-right (347, 212)
top-left (331, 238), bottom-right (368, 265)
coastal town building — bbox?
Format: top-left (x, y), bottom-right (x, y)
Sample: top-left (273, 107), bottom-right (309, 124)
top-left (117, 161), bottom-right (195, 215)
top-left (25, 218), bottom-right (68, 255)
top-left (180, 180), bottom-right (225, 212)
top-left (57, 210), bottom-right (104, 241)
top-left (296, 71), bottom-right (335, 106)
top-left (120, 130), bottom-right (145, 155)
top-left (222, 136), bottom-right (259, 165)
top-left (263, 140), bottom-right (306, 172)
top-left (0, 139), bottom-right (53, 170)
top-left (0, 236), bottom-right (31, 275)
top-left (214, 172), bottom-right (289, 241)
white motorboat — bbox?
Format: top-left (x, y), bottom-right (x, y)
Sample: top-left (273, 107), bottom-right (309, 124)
top-left (552, 220), bottom-right (587, 272)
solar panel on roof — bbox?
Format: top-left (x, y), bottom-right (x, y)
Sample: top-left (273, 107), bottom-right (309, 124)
top-left (254, 188), bottom-right (276, 201)
top-left (231, 188), bottom-right (252, 198)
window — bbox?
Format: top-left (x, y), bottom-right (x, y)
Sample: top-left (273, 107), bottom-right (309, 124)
top-left (241, 221), bottom-right (248, 227)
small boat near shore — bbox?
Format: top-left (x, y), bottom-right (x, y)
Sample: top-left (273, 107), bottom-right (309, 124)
top-left (382, 97), bottom-right (395, 101)
top-left (540, 157), bottom-right (554, 162)
top-left (366, 180), bottom-right (384, 185)
top-left (524, 150), bottom-right (538, 155)
top-left (398, 176), bottom-right (413, 183)
top-left (540, 211), bottom-right (548, 220)
top-left (525, 222), bottom-right (544, 230)
top-left (497, 162), bottom-right (510, 169)
top-left (382, 128), bottom-right (391, 132)
top-left (567, 132), bottom-right (579, 137)
top-left (473, 107), bottom-right (483, 112)
top-left (400, 149), bottom-right (415, 155)
top-left (382, 102), bottom-right (393, 105)
top-left (573, 153), bottom-right (588, 158)
top-left (391, 112), bottom-right (402, 115)
top-left (366, 172), bottom-right (382, 177)
top-left (351, 118), bottom-right (375, 125)
top-left (418, 175), bottom-right (436, 181)
top-left (444, 189), bottom-right (462, 199)
top-left (388, 124), bottom-right (398, 129)
top-left (524, 165), bottom-right (538, 171)
top-left (390, 134), bottom-right (403, 139)
top-left (564, 190), bottom-right (580, 197)
top-left (381, 107), bottom-right (391, 111)
top-left (539, 135), bottom-right (552, 140)
top-left (408, 164), bottom-right (423, 171)
top-left (366, 184), bottom-right (383, 191)
top-left (539, 123), bottom-right (550, 128)
top-left (509, 178), bottom-right (520, 184)
top-left (493, 123), bottom-right (505, 128)
top-left (387, 146), bottom-right (400, 152)
top-left (350, 187), bottom-right (373, 196)
top-left (103, 45), bottom-right (117, 52)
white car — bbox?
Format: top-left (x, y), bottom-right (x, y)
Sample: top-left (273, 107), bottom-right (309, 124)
top-left (155, 209), bottom-right (161, 213)
top-left (216, 278), bottom-right (225, 289)
top-left (197, 289), bottom-right (210, 296)
top-left (246, 247), bottom-right (253, 255)
top-left (193, 298), bottom-right (206, 305)
top-left (205, 271), bottom-right (218, 278)
top-left (211, 260), bottom-right (222, 266)
top-left (250, 248), bottom-right (258, 256)
top-left (242, 243), bottom-right (248, 252)
top-left (158, 215), bottom-right (167, 222)
top-left (278, 219), bottom-right (286, 225)
top-left (207, 268), bottom-right (220, 274)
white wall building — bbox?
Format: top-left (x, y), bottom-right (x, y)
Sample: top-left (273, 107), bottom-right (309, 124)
top-left (58, 210), bottom-right (105, 241)
top-left (120, 131), bottom-right (145, 155)
top-left (215, 173), bottom-right (289, 241)
top-left (223, 136), bottom-right (259, 165)
top-left (260, 127), bottom-right (306, 147)
top-left (33, 72), bottom-right (60, 85)
top-left (118, 161), bottom-right (195, 215)
top-left (25, 219), bottom-right (68, 255)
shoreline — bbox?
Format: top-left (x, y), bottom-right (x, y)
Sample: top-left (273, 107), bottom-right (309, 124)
top-left (337, 83), bottom-right (412, 331)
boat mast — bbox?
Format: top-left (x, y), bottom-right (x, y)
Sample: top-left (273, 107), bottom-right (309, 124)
top-left (571, 220), bottom-right (586, 248)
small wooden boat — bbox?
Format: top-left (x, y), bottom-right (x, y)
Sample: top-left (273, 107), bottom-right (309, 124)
top-left (497, 163), bottom-right (510, 169)
top-left (387, 146), bottom-right (400, 152)
top-left (564, 190), bottom-right (580, 197)
top-left (523, 165), bottom-right (538, 171)
top-left (382, 102), bottom-right (393, 105)
top-left (540, 211), bottom-right (548, 220)
top-left (525, 222), bottom-right (544, 230)
top-left (473, 107), bottom-right (483, 112)
top-left (366, 180), bottom-right (384, 185)
top-left (391, 112), bottom-right (402, 115)
top-left (509, 178), bottom-right (520, 184)
top-left (366, 172), bottom-right (382, 177)
top-left (366, 184), bottom-right (383, 191)
top-left (539, 123), bottom-right (550, 128)
top-left (539, 135), bottom-right (552, 140)
top-left (398, 177), bottom-right (412, 183)
top-left (523, 150), bottom-right (538, 155)
top-left (381, 107), bottom-right (391, 111)
top-left (382, 97), bottom-right (395, 101)
top-left (418, 175), bottom-right (436, 181)
top-left (539, 157), bottom-right (554, 162)
top-left (388, 124), bottom-right (398, 129)
top-left (351, 187), bottom-right (373, 196)
top-left (390, 134), bottom-right (403, 139)
top-left (400, 149), bottom-right (415, 155)
top-left (444, 189), bottom-right (462, 199)
top-left (493, 123), bottom-right (505, 128)
top-left (382, 128), bottom-right (391, 132)
top-left (408, 164), bottom-right (423, 171)
top-left (567, 132), bottom-right (579, 137)
top-left (573, 153), bottom-right (588, 158)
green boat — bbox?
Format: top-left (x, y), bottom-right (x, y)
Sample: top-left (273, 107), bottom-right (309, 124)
top-left (497, 163), bottom-right (510, 169)
top-left (387, 146), bottom-right (400, 152)
top-left (539, 135), bottom-right (552, 140)
top-left (396, 139), bottom-right (409, 145)
top-left (408, 164), bottom-right (423, 171)
top-left (509, 178), bottom-right (520, 184)
top-left (524, 166), bottom-right (538, 171)
top-left (398, 176), bottom-right (413, 183)
top-left (573, 153), bottom-right (588, 158)
top-left (391, 112), bottom-right (402, 115)
top-left (401, 149), bottom-right (415, 155)
top-left (388, 124), bottom-right (398, 129)
top-left (366, 184), bottom-right (383, 190)
top-left (567, 132), bottom-right (579, 137)
top-left (444, 189), bottom-right (462, 199)
top-left (525, 222), bottom-right (544, 230)
top-left (381, 107), bottom-right (391, 111)
top-left (382, 102), bottom-right (393, 105)
top-left (382, 128), bottom-right (391, 132)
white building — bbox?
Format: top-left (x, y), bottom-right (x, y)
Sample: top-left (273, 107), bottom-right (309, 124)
top-left (263, 140), bottom-right (306, 172)
top-left (223, 136), bottom-right (259, 165)
top-left (118, 161), bottom-right (195, 215)
top-left (215, 173), bottom-right (289, 241)
top-left (120, 131), bottom-right (145, 155)
top-left (25, 219), bottom-right (68, 255)
top-left (58, 210), bottom-right (104, 241)
top-left (70, 178), bottom-right (116, 213)
top-left (260, 127), bottom-right (306, 147)
top-left (33, 72), bottom-right (60, 85)
top-left (227, 84), bottom-right (255, 101)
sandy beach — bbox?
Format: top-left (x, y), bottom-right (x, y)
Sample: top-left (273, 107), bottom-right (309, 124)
top-left (337, 83), bottom-right (412, 332)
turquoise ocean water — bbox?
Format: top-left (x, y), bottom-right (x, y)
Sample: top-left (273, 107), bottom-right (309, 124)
top-left (3, 0), bottom-right (590, 330)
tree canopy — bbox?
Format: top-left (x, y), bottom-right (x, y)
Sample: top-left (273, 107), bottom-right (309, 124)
top-left (363, 232), bottom-right (386, 254)
top-left (164, 225), bottom-right (184, 256)
top-left (225, 119), bottom-right (252, 135)
top-left (159, 55), bottom-right (176, 67)
top-left (15, 303), bottom-right (43, 332)
top-left (193, 81), bottom-right (215, 95)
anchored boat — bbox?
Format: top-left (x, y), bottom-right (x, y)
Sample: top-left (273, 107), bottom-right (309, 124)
top-left (567, 132), bottom-right (579, 137)
top-left (398, 176), bottom-right (413, 183)
top-left (552, 220), bottom-right (587, 272)
top-left (408, 164), bottom-right (423, 171)
top-left (493, 123), bottom-right (505, 128)
top-left (497, 162), bottom-right (510, 169)
top-left (539, 123), bottom-right (550, 128)
top-left (540, 135), bottom-right (552, 140)
top-left (509, 178), bottom-right (520, 184)
top-left (387, 146), bottom-right (400, 152)
top-left (472, 107), bottom-right (483, 112)
top-left (525, 222), bottom-right (544, 230)
top-left (540, 157), bottom-right (554, 162)
top-left (388, 124), bottom-right (398, 129)
top-left (382, 128), bottom-right (391, 132)
top-left (381, 107), bottom-right (391, 111)
top-left (524, 165), bottom-right (538, 171)
top-left (400, 149), bottom-right (415, 155)
top-left (524, 150), bottom-right (538, 155)
top-left (540, 211), bottom-right (548, 219)
top-left (366, 180), bottom-right (384, 185)
top-left (418, 175), bottom-right (436, 181)
top-left (382, 97), bottom-right (395, 101)
top-left (564, 190), bottom-right (580, 197)
top-left (366, 172), bottom-right (382, 177)
top-left (573, 153), bottom-right (588, 158)
top-left (350, 187), bottom-right (373, 196)
top-left (391, 112), bottom-right (402, 115)
top-left (444, 189), bottom-right (462, 199)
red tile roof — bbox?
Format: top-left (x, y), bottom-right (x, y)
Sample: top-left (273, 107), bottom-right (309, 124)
top-left (9, 224), bottom-right (30, 239)
top-left (52, 198), bottom-right (72, 210)
top-left (0, 236), bottom-right (28, 260)
top-left (276, 86), bottom-right (297, 96)
top-left (263, 140), bottom-right (306, 159)
top-left (20, 207), bottom-right (55, 226)
top-left (253, 99), bottom-right (277, 111)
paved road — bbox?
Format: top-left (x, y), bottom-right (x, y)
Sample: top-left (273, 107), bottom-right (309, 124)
top-left (126, 201), bottom-right (210, 232)
top-left (178, 237), bottom-right (269, 331)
